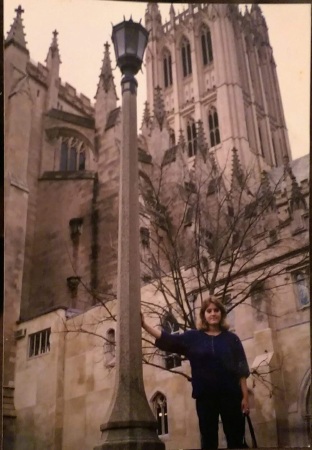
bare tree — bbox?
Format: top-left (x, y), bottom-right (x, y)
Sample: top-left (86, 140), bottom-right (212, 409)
top-left (137, 144), bottom-right (308, 384)
top-left (59, 144), bottom-right (308, 392)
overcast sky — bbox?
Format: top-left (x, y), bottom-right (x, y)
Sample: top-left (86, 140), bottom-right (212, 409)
top-left (4, 1), bottom-right (311, 160)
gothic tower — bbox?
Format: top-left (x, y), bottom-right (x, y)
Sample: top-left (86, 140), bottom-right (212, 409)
top-left (4, 5), bottom-right (33, 443)
top-left (144, 3), bottom-right (291, 178)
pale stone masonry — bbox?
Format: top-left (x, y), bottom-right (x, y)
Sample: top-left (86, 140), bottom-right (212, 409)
top-left (4, 3), bottom-right (310, 450)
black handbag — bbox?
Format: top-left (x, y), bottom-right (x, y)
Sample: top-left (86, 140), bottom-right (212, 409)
top-left (242, 413), bottom-right (258, 448)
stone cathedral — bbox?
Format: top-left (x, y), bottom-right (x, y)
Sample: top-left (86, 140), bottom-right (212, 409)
top-left (4, 3), bottom-right (310, 450)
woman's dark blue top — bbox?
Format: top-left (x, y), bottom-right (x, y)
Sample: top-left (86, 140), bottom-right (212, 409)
top-left (155, 329), bottom-right (250, 399)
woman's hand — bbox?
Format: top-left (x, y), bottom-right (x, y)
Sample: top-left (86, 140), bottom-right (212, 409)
top-left (241, 397), bottom-right (250, 415)
top-left (240, 377), bottom-right (249, 414)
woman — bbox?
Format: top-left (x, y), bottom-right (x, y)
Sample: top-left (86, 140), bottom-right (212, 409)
top-left (141, 296), bottom-right (250, 449)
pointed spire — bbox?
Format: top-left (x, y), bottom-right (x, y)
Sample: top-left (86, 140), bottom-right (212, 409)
top-left (145, 3), bottom-right (162, 37)
top-left (147, 2), bottom-right (161, 19)
top-left (153, 86), bottom-right (166, 131)
top-left (289, 175), bottom-right (307, 212)
top-left (141, 101), bottom-right (151, 129)
top-left (231, 148), bottom-right (245, 189)
top-left (208, 150), bottom-right (218, 175)
top-left (259, 170), bottom-right (275, 210)
top-left (45, 30), bottom-right (61, 66)
top-left (169, 3), bottom-right (175, 28)
top-left (50, 30), bottom-right (59, 53)
top-left (250, 3), bottom-right (264, 21)
top-left (44, 30), bottom-right (61, 110)
top-left (178, 128), bottom-right (186, 153)
top-left (250, 3), bottom-right (267, 32)
top-left (99, 42), bottom-right (116, 95)
top-left (281, 155), bottom-right (306, 212)
top-left (259, 170), bottom-right (272, 196)
top-left (283, 154), bottom-right (293, 177)
top-left (196, 120), bottom-right (208, 162)
top-left (170, 4), bottom-right (175, 19)
top-left (5, 5), bottom-right (28, 51)
top-left (228, 3), bottom-right (240, 17)
top-left (95, 42), bottom-right (117, 132)
top-left (251, 3), bottom-right (261, 13)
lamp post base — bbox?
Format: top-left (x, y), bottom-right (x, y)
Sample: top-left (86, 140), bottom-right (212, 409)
top-left (94, 423), bottom-right (166, 450)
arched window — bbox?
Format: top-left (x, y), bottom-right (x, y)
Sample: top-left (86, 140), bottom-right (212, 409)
top-left (162, 313), bottom-right (182, 369)
top-left (104, 328), bottom-right (116, 366)
top-left (163, 49), bottom-right (173, 88)
top-left (201, 25), bottom-right (213, 66)
top-left (152, 392), bottom-right (169, 436)
top-left (60, 137), bottom-right (86, 171)
top-left (208, 108), bottom-right (221, 147)
top-left (187, 119), bottom-right (197, 157)
top-left (181, 37), bottom-right (192, 77)
top-left (292, 269), bottom-right (310, 308)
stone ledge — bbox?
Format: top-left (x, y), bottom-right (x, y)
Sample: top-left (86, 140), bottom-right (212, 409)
top-left (46, 108), bottom-right (95, 129)
top-left (39, 170), bottom-right (97, 181)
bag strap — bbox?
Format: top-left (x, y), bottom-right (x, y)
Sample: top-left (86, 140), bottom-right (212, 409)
top-left (245, 414), bottom-right (258, 448)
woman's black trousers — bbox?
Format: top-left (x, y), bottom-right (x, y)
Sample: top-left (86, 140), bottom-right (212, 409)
top-left (195, 391), bottom-right (245, 449)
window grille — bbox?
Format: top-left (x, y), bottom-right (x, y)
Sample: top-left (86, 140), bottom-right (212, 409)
top-left (181, 37), bottom-right (192, 77)
top-left (152, 393), bottom-right (169, 435)
top-left (28, 328), bottom-right (51, 358)
top-left (201, 25), bottom-right (213, 66)
top-left (60, 137), bottom-right (86, 171)
top-left (208, 109), bottom-right (220, 147)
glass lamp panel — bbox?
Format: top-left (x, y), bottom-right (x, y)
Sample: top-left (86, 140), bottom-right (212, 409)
top-left (114, 27), bottom-right (125, 57)
top-left (125, 25), bottom-right (138, 55)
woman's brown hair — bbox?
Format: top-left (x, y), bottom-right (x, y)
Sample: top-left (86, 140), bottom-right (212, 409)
top-left (197, 296), bottom-right (230, 331)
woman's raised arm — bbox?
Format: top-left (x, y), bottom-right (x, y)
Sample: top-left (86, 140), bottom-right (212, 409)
top-left (141, 313), bottom-right (162, 340)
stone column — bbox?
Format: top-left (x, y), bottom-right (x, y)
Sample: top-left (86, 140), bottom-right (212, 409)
top-left (94, 74), bottom-right (165, 450)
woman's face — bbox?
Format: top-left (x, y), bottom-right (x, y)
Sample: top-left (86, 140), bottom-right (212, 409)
top-left (204, 303), bottom-right (222, 327)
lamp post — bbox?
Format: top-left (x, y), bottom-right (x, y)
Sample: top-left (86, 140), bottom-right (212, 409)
top-left (94, 19), bottom-right (165, 450)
